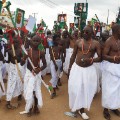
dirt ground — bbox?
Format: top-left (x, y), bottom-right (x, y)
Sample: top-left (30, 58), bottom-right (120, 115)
top-left (0, 74), bottom-right (119, 120)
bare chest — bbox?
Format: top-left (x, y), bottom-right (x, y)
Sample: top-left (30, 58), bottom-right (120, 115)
top-left (78, 41), bottom-right (95, 53)
top-left (111, 41), bottom-right (120, 53)
top-left (29, 49), bottom-right (40, 62)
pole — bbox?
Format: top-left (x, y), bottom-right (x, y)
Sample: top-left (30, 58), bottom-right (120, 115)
top-left (5, 2), bottom-right (23, 83)
top-left (107, 9), bottom-right (109, 25)
top-left (32, 13), bottom-right (38, 18)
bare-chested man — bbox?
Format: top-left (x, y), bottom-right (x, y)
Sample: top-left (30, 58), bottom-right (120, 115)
top-left (102, 24), bottom-right (120, 120)
top-left (21, 35), bottom-right (46, 116)
top-left (70, 29), bottom-right (80, 48)
top-left (49, 34), bottom-right (64, 99)
top-left (68, 25), bottom-right (101, 119)
top-left (62, 30), bottom-right (73, 74)
top-left (0, 28), bottom-right (5, 101)
top-left (45, 30), bottom-right (53, 74)
top-left (63, 29), bottom-right (80, 74)
top-left (6, 33), bottom-right (23, 109)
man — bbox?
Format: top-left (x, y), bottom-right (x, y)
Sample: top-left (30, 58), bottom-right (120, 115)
top-left (6, 33), bottom-right (23, 109)
top-left (0, 26), bottom-right (5, 101)
top-left (21, 35), bottom-right (46, 116)
top-left (63, 29), bottom-right (80, 75)
top-left (45, 30), bottom-right (52, 74)
top-left (62, 30), bottom-right (71, 75)
top-left (70, 29), bottom-right (80, 48)
top-left (102, 24), bottom-right (120, 120)
top-left (49, 34), bottom-right (64, 98)
top-left (68, 25), bottom-right (101, 119)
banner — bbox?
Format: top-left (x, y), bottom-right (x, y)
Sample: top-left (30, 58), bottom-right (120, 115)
top-left (57, 14), bottom-right (67, 23)
top-left (26, 15), bottom-right (36, 33)
top-left (15, 8), bottom-right (25, 28)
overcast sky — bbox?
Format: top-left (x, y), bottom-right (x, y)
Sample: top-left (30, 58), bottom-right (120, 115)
top-left (8, 0), bottom-right (120, 29)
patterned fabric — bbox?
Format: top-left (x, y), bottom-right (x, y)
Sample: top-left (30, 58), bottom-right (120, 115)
top-left (6, 63), bottom-right (23, 101)
top-left (0, 61), bottom-right (5, 98)
top-left (24, 69), bottom-right (43, 112)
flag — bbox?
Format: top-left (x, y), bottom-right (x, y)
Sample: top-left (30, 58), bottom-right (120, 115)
top-left (69, 23), bottom-right (74, 34)
top-left (91, 18), bottom-right (97, 26)
top-left (26, 15), bottom-right (36, 33)
top-left (53, 21), bottom-right (61, 32)
top-left (41, 19), bottom-right (46, 27)
top-left (59, 22), bottom-right (66, 29)
top-left (33, 23), bottom-right (36, 32)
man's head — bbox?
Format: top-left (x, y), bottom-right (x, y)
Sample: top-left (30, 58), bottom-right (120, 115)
top-left (74, 29), bottom-right (79, 37)
top-left (30, 35), bottom-right (41, 48)
top-left (101, 30), bottom-right (109, 42)
top-left (16, 12), bottom-right (22, 24)
top-left (53, 34), bottom-right (61, 46)
top-left (112, 24), bottom-right (120, 40)
top-left (62, 30), bottom-right (68, 38)
top-left (47, 30), bottom-right (52, 37)
top-left (83, 25), bottom-right (93, 41)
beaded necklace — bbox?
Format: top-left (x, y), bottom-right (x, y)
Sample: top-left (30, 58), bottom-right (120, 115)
top-left (82, 39), bottom-right (92, 55)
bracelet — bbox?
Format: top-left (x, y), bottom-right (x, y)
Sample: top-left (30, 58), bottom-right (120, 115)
top-left (114, 56), bottom-right (117, 62)
top-left (90, 57), bottom-right (93, 64)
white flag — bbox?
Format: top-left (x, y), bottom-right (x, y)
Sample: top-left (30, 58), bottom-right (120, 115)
top-left (26, 15), bottom-right (36, 33)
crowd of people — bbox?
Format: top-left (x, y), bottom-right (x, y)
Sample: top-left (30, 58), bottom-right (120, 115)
top-left (0, 22), bottom-right (120, 120)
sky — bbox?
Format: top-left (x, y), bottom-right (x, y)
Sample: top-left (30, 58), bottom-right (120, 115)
top-left (5, 0), bottom-right (120, 29)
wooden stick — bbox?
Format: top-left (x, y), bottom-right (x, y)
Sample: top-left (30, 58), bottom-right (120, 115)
top-left (0, 82), bottom-right (4, 92)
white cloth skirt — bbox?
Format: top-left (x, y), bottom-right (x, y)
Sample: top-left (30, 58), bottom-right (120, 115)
top-left (68, 63), bottom-right (98, 112)
top-left (45, 48), bottom-right (51, 73)
top-left (50, 60), bottom-right (62, 88)
top-left (6, 63), bottom-right (23, 101)
top-left (0, 61), bottom-right (5, 98)
top-left (102, 61), bottom-right (120, 109)
top-left (93, 53), bottom-right (102, 93)
top-left (24, 69), bottom-right (43, 112)
top-left (63, 48), bottom-right (73, 74)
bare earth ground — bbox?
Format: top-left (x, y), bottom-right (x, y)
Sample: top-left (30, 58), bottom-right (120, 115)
top-left (0, 74), bottom-right (119, 120)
